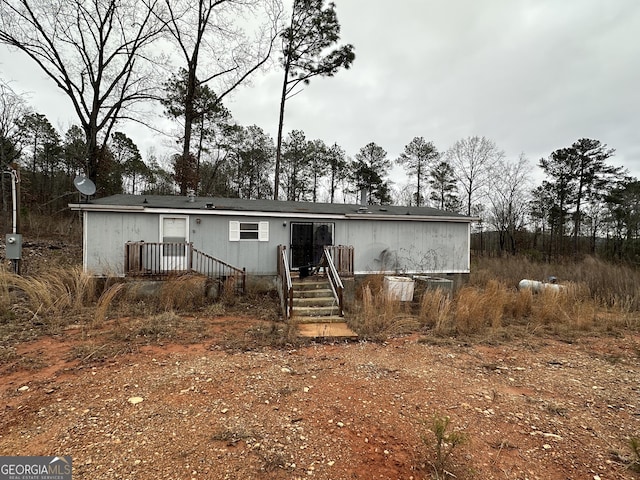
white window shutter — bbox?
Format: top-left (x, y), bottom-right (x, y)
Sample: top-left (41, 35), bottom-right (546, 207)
top-left (229, 221), bottom-right (240, 241)
top-left (258, 221), bottom-right (269, 241)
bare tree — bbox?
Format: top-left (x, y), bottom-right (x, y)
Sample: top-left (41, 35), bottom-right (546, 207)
top-left (162, 0), bottom-right (282, 193)
top-left (486, 154), bottom-right (531, 254)
top-left (446, 136), bottom-right (504, 216)
top-left (0, 79), bottom-right (28, 167)
top-left (0, 80), bottom-right (27, 228)
top-left (0, 0), bottom-right (165, 191)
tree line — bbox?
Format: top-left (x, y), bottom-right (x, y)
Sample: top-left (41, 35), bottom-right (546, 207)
top-left (0, 0), bottom-right (638, 263)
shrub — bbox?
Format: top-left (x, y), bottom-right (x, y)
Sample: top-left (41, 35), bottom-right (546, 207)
top-left (420, 414), bottom-right (467, 478)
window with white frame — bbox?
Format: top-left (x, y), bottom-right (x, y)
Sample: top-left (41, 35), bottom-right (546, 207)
top-left (229, 221), bottom-right (269, 241)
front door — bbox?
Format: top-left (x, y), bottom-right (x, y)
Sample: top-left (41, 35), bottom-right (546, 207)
top-left (290, 222), bottom-right (334, 269)
top-left (160, 216), bottom-right (189, 271)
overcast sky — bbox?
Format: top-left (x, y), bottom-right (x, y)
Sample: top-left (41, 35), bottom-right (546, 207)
top-left (2, 0), bottom-right (639, 186)
top-left (231, 0), bottom-right (640, 183)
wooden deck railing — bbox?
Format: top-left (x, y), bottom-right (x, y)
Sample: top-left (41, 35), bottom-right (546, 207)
top-left (277, 245), bottom-right (294, 321)
top-left (324, 245), bottom-right (354, 276)
top-left (124, 242), bottom-right (245, 294)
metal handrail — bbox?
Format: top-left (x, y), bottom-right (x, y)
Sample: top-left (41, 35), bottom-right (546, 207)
top-left (319, 247), bottom-right (344, 316)
top-left (191, 247), bottom-right (246, 294)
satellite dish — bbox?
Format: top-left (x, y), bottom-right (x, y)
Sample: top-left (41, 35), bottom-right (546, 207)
top-left (73, 175), bottom-right (96, 196)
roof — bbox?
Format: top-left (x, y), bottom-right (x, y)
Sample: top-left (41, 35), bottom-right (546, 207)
top-left (70, 194), bottom-right (476, 222)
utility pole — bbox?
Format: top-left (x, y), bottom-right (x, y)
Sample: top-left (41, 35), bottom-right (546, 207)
top-left (4, 163), bottom-right (21, 274)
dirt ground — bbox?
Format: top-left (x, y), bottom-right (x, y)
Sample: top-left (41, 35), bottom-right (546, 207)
top-left (1, 316), bottom-right (639, 480)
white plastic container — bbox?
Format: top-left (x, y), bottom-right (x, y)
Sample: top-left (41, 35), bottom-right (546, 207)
top-left (384, 276), bottom-right (415, 301)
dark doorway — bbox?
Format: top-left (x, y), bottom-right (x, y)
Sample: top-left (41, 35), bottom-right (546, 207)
top-left (290, 222), bottom-right (334, 269)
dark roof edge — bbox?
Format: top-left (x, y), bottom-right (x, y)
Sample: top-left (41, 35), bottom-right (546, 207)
top-left (69, 203), bottom-right (144, 212)
top-left (69, 194), bottom-right (477, 222)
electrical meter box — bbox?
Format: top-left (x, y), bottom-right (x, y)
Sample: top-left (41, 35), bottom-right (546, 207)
top-left (5, 233), bottom-right (22, 260)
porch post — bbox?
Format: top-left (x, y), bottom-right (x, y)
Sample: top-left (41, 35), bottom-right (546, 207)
top-left (124, 243), bottom-right (129, 276)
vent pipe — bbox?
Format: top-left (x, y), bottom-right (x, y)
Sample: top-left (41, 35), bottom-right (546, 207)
top-left (359, 188), bottom-right (367, 206)
top-left (187, 189), bottom-right (195, 203)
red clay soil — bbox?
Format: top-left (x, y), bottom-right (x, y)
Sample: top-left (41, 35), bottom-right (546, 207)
top-left (1, 316), bottom-right (639, 480)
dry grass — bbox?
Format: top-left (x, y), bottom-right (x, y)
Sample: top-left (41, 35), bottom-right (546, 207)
top-left (472, 255), bottom-right (640, 312)
top-left (160, 274), bottom-right (208, 310)
top-left (353, 257), bottom-right (639, 341)
top-left (1, 266), bottom-right (97, 324)
top-left (0, 265), bottom-right (13, 314)
top-left (418, 288), bottom-right (453, 331)
top-left (508, 288), bottom-right (533, 320)
top-left (221, 321), bottom-right (300, 352)
top-left (0, 262), bottom-right (287, 367)
top-left (21, 212), bottom-right (82, 241)
top-left (1, 254), bottom-right (638, 358)
top-left (449, 286), bottom-right (482, 334)
top-left (219, 275), bottom-right (242, 306)
top-left (94, 282), bottom-right (126, 325)
top-left (68, 341), bottom-right (137, 364)
top-left (351, 280), bottom-right (420, 340)
top-left (0, 265), bottom-right (100, 347)
top-left (92, 274), bottom-right (228, 326)
top-left (114, 311), bottom-right (182, 341)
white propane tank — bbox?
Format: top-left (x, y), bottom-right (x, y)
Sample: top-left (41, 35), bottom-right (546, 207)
top-left (518, 279), bottom-right (565, 293)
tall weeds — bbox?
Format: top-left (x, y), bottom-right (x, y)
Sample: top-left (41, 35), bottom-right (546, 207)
top-left (454, 281), bottom-right (507, 333)
top-left (352, 282), bottom-right (419, 340)
top-left (356, 256), bottom-right (638, 339)
top-left (94, 282), bottom-right (126, 325)
top-left (2, 254), bottom-right (637, 347)
top-left (2, 266), bottom-right (97, 322)
top-left (418, 288), bottom-right (453, 332)
top-left (473, 255), bottom-right (640, 312)
top-left (160, 274), bottom-right (208, 310)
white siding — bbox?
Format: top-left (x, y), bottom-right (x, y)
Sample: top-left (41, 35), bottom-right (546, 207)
top-left (342, 220), bottom-right (470, 274)
top-left (84, 210), bottom-right (471, 276)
